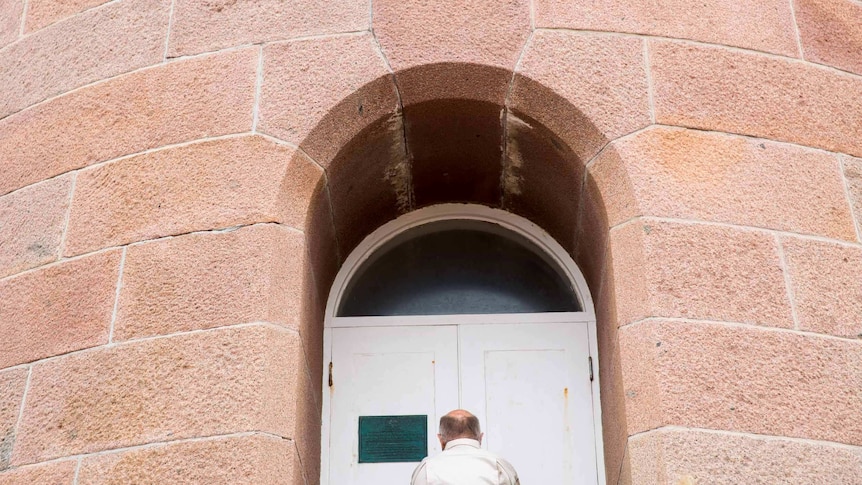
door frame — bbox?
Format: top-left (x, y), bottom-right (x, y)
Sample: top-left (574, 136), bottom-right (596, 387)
top-left (320, 204), bottom-right (606, 485)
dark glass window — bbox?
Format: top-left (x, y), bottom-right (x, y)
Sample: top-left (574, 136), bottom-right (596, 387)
top-left (338, 220), bottom-right (580, 316)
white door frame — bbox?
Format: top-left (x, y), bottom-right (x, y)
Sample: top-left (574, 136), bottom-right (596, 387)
top-left (320, 203), bottom-right (607, 485)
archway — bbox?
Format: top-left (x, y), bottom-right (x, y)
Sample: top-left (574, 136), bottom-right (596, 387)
top-left (288, 59), bottom-right (635, 484)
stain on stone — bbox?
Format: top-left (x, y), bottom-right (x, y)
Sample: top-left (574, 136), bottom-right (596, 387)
top-left (501, 112), bottom-right (532, 200)
top-left (27, 241), bottom-right (50, 257)
top-left (0, 427), bottom-right (14, 470)
top-left (203, 0), bottom-right (237, 13)
top-left (383, 113), bottom-right (414, 213)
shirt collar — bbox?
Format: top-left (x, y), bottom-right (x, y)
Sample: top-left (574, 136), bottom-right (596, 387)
top-left (444, 438), bottom-right (481, 450)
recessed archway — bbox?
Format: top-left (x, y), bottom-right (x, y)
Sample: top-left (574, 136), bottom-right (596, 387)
top-left (291, 60), bottom-right (635, 484)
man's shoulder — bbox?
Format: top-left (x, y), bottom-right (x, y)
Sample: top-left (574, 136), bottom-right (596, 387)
top-left (465, 448), bottom-right (519, 485)
top-left (495, 456), bottom-right (520, 485)
top-left (410, 457), bottom-right (430, 485)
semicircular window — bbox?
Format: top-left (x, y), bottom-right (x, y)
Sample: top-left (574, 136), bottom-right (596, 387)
top-left (338, 220), bottom-right (581, 316)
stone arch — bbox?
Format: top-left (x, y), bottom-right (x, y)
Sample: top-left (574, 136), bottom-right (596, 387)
top-left (281, 57), bottom-right (640, 484)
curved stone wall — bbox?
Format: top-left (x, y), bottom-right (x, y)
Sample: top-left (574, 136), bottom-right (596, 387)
top-left (1, 0), bottom-right (861, 483)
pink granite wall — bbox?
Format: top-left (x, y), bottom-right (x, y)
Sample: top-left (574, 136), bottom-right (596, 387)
top-left (1, 0), bottom-right (861, 483)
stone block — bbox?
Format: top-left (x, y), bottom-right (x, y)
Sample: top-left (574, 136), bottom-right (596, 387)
top-left (373, 0), bottom-right (530, 105)
top-left (0, 174), bottom-right (72, 278)
top-left (78, 434), bottom-right (303, 485)
top-left (115, 225), bottom-right (307, 341)
top-left (501, 110), bottom-right (582, 253)
top-left (24, 0), bottom-right (109, 32)
top-left (795, 0), bottom-right (862, 76)
top-left (0, 368), bottom-right (28, 470)
top-left (782, 237), bottom-right (862, 337)
top-left (12, 324), bottom-right (308, 465)
top-left (535, 0), bottom-right (798, 56)
top-left (0, 250), bottom-right (120, 369)
top-left (593, 127), bottom-right (857, 240)
top-left (844, 156), bottom-right (862, 239)
top-left (0, 0), bottom-right (169, 118)
top-left (63, 135), bottom-right (321, 255)
top-left (0, 48), bottom-right (257, 196)
top-left (609, 220), bottom-right (794, 327)
top-left (259, 34), bottom-right (398, 167)
top-left (0, 460), bottom-right (75, 484)
top-left (0, 0), bottom-right (22, 48)
top-left (651, 41), bottom-right (862, 157)
top-left (168, 0), bottom-right (368, 57)
top-left (629, 428), bottom-right (862, 484)
top-left (511, 31), bottom-right (650, 163)
top-left (620, 320), bottom-right (862, 444)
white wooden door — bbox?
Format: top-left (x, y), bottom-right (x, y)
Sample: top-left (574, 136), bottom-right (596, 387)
top-left (460, 323), bottom-right (597, 484)
top-left (328, 326), bottom-right (460, 485)
top-left (326, 322), bottom-right (597, 484)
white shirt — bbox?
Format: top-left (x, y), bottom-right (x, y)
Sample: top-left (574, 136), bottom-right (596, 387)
top-left (410, 439), bottom-right (520, 485)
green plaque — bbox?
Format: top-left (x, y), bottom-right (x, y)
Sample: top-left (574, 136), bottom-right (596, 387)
top-left (358, 415), bottom-right (428, 463)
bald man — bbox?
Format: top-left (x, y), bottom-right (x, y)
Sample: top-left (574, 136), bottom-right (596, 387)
top-left (410, 410), bottom-right (520, 485)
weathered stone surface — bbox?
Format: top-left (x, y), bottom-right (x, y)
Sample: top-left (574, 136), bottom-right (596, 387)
top-left (795, 0), bottom-right (862, 76)
top-left (64, 136), bottom-right (321, 255)
top-left (651, 41), bottom-right (862, 157)
top-left (620, 320), bottom-right (862, 444)
top-left (535, 0), bottom-right (798, 56)
top-left (609, 220), bottom-right (794, 328)
top-left (512, 31), bottom-right (650, 162)
top-left (782, 237), bottom-right (862, 338)
top-left (24, 0), bottom-right (109, 32)
top-left (593, 264), bottom-right (629, 485)
top-left (324, 114), bottom-right (404, 254)
top-left (373, 0), bottom-right (530, 105)
top-left (115, 225), bottom-right (307, 341)
top-left (374, 0), bottom-right (528, 70)
top-left (168, 0), bottom-right (368, 57)
top-left (12, 324), bottom-right (311, 465)
top-left (0, 174), bottom-right (72, 278)
top-left (629, 429), bottom-right (862, 484)
top-left (78, 434), bottom-right (303, 485)
top-left (0, 0), bottom-right (169, 118)
top-left (575, 152), bottom-right (618, 291)
top-left (0, 250), bottom-right (120, 369)
top-left (0, 460), bottom-right (75, 484)
top-left (592, 127), bottom-right (857, 240)
top-left (501, 110), bottom-right (581, 253)
top-left (0, 368), bottom-right (28, 470)
top-left (0, 48), bottom-right (257, 196)
top-left (0, 0), bottom-right (23, 48)
top-left (845, 156), bottom-right (862, 240)
top-left (259, 34), bottom-right (398, 167)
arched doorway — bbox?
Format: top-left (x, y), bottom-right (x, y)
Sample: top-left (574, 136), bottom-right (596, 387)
top-left (321, 204), bottom-right (605, 484)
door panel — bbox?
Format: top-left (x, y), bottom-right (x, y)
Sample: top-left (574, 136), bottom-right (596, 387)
top-left (329, 326), bottom-right (459, 485)
top-left (459, 323), bottom-right (597, 484)
top-left (327, 323), bottom-right (598, 485)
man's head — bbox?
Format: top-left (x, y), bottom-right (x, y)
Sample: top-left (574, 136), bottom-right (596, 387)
top-left (438, 409), bottom-right (483, 449)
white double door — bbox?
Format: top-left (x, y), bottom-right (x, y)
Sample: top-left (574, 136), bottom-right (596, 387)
top-left (324, 322), bottom-right (599, 485)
